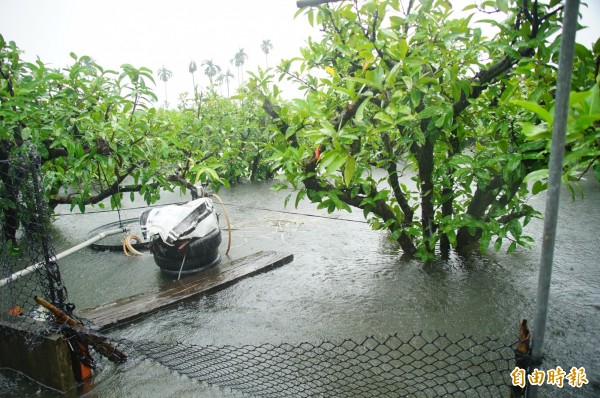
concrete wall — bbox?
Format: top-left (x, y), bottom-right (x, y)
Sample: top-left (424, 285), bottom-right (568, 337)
top-left (0, 322), bottom-right (77, 393)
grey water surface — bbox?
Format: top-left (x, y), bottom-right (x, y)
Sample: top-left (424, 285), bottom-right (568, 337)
top-left (1, 177), bottom-right (598, 397)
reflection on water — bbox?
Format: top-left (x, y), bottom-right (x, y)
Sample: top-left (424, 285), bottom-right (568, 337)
top-left (1, 178), bottom-right (599, 397)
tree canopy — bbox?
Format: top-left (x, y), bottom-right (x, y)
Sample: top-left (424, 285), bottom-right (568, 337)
top-left (1, 0), bottom-right (598, 259)
top-left (249, 0), bottom-right (600, 258)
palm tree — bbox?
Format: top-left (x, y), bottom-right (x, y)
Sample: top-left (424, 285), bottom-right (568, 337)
top-left (261, 40), bottom-right (273, 68)
top-left (201, 59), bottom-right (221, 85)
top-left (157, 66), bottom-right (173, 108)
top-left (219, 69), bottom-right (235, 97)
top-left (189, 60), bottom-right (198, 96)
top-left (230, 48), bottom-right (248, 84)
top-left (216, 73), bottom-right (225, 96)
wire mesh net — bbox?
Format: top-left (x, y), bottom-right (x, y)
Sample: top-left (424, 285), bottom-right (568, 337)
top-left (0, 149), bottom-right (68, 344)
top-left (118, 331), bottom-right (515, 397)
top-left (1, 148), bottom-right (518, 396)
top-left (0, 148), bottom-right (129, 373)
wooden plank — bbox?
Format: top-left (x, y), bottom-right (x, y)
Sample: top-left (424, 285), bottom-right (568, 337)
top-left (79, 251), bottom-right (293, 331)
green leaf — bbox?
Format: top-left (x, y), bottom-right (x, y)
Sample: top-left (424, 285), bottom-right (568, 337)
top-left (194, 167), bottom-right (221, 183)
top-left (507, 241), bottom-right (517, 254)
top-left (528, 86), bottom-right (546, 103)
top-left (271, 183), bottom-right (288, 192)
top-left (122, 102), bottom-right (133, 114)
top-left (398, 38), bottom-right (408, 59)
top-left (417, 106), bottom-right (442, 120)
top-left (593, 163), bottom-right (600, 183)
top-left (584, 83), bottom-right (600, 115)
top-left (496, 0), bottom-right (509, 12)
top-left (344, 155), bottom-right (356, 187)
top-left (420, 0), bottom-right (433, 12)
top-left (379, 28), bottom-right (399, 41)
top-left (494, 237), bottom-right (503, 252)
top-left (532, 180), bottom-right (547, 195)
top-left (354, 94), bottom-right (372, 123)
top-left (327, 191), bottom-right (351, 212)
top-left (524, 169), bottom-right (549, 183)
top-left (295, 189), bottom-right (306, 209)
top-left (410, 89), bottom-right (421, 107)
top-left (500, 82), bottom-right (518, 102)
top-left (511, 100), bottom-right (553, 124)
top-left (284, 192), bottom-right (292, 208)
top-left (480, 229), bottom-right (491, 253)
top-left (325, 152), bottom-right (348, 176)
top-left (374, 111), bottom-right (395, 124)
top-left (498, 140), bottom-right (509, 153)
top-left (506, 155), bottom-right (521, 172)
top-left (318, 149), bottom-right (337, 170)
top-left (21, 127), bottom-right (32, 140)
top-left (593, 37), bottom-right (600, 55)
top-left (522, 122), bottom-right (551, 140)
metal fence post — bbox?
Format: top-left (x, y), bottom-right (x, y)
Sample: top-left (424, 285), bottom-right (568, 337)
top-left (528, 0), bottom-right (580, 396)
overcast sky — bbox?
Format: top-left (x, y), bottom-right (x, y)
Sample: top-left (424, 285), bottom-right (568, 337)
top-left (1, 0), bottom-right (598, 107)
top-left (1, 0), bottom-right (316, 104)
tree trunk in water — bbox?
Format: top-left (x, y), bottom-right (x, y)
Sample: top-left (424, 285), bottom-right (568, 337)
top-left (417, 139), bottom-right (435, 253)
top-left (440, 185), bottom-right (453, 259)
top-left (250, 155), bottom-right (260, 182)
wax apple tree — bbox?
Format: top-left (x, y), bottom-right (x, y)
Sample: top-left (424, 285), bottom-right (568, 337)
top-left (250, 0), bottom-right (598, 259)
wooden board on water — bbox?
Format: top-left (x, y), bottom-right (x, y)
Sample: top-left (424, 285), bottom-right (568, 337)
top-left (79, 251), bottom-right (293, 331)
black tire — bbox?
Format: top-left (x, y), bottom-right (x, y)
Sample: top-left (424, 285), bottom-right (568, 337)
top-left (151, 228), bottom-right (222, 275)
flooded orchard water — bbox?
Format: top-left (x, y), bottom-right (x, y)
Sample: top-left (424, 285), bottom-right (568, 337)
top-left (1, 177), bottom-right (599, 397)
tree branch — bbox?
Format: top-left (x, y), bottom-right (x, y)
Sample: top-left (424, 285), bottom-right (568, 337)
top-left (576, 155), bottom-right (600, 181)
top-left (382, 133), bottom-right (414, 227)
top-left (497, 210), bottom-right (531, 225)
top-left (303, 163), bottom-right (417, 255)
top-left (48, 164), bottom-right (138, 208)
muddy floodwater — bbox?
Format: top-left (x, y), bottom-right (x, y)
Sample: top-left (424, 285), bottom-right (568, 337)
top-left (1, 177), bottom-right (599, 397)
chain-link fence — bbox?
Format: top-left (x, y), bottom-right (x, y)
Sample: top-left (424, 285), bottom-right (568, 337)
top-left (0, 149), bottom-right (68, 344)
top-left (0, 149), bottom-right (128, 374)
top-left (119, 331), bottom-right (515, 397)
top-left (1, 148), bottom-right (519, 396)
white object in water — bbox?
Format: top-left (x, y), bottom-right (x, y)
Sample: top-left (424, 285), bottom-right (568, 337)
top-left (140, 198), bottom-right (219, 246)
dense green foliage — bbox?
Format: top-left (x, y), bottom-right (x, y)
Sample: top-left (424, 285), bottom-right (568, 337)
top-left (0, 40), bottom-right (172, 211)
top-left (0, 35), bottom-right (274, 244)
top-left (249, 0), bottom-right (599, 258)
top-left (175, 88), bottom-right (277, 185)
top-left (1, 0), bottom-right (598, 259)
